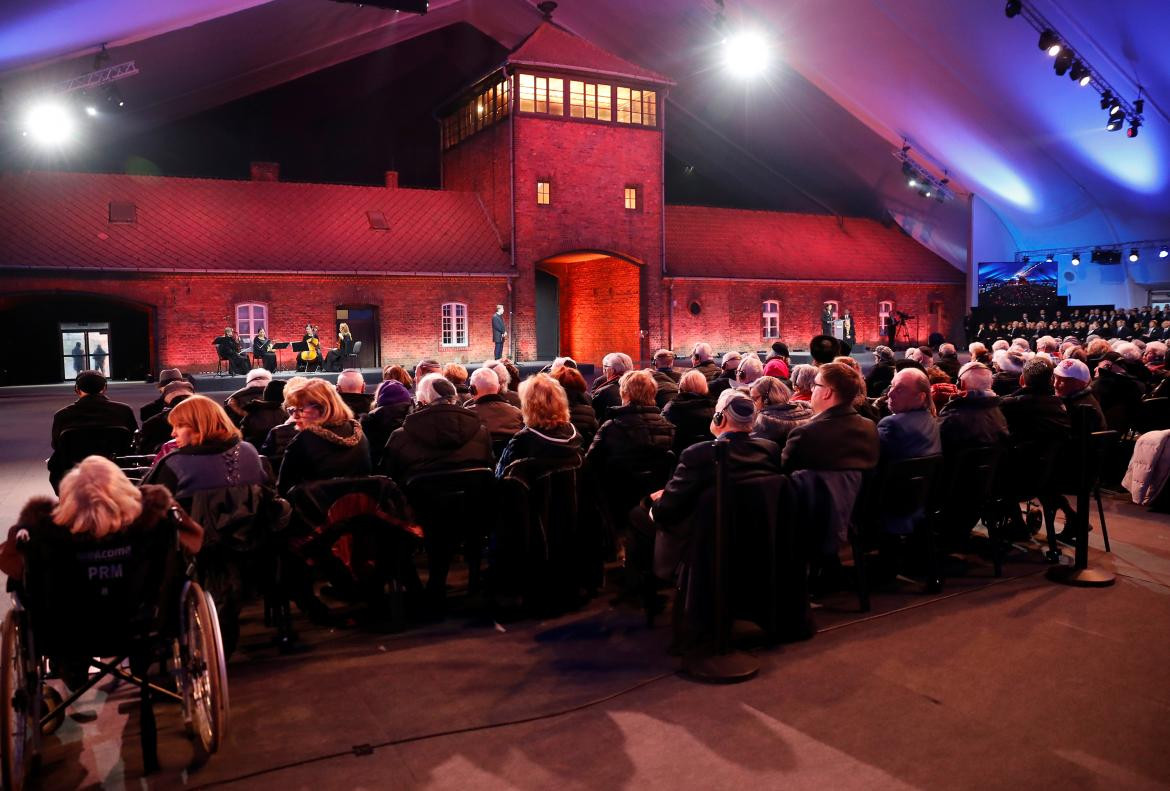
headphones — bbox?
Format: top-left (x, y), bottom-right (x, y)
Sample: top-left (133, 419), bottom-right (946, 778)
top-left (712, 409), bottom-right (725, 427)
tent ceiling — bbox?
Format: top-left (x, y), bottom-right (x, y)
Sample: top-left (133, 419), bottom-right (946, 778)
top-left (2, 0), bottom-right (1168, 270)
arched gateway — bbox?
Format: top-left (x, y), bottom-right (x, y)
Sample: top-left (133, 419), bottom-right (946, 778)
top-left (536, 251), bottom-right (641, 365)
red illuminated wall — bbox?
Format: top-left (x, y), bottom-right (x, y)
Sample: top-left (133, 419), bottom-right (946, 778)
top-left (538, 255), bottom-right (641, 365)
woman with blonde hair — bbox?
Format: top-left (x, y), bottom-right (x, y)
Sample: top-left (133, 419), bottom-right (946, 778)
top-left (142, 395), bottom-right (269, 499)
top-left (1, 457), bottom-right (202, 582)
top-left (661, 368), bottom-right (714, 454)
top-left (495, 373), bottom-right (581, 476)
top-left (583, 370), bottom-right (674, 471)
top-left (325, 322), bottom-right (354, 372)
top-left (277, 378), bottom-right (370, 493)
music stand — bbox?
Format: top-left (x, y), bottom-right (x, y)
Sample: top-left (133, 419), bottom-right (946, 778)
top-left (272, 341), bottom-right (291, 371)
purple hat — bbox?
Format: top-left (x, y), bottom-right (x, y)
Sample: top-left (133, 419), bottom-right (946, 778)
top-left (375, 379), bottom-right (412, 408)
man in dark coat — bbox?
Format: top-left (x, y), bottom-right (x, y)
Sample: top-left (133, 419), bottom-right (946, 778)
top-left (938, 362), bottom-right (1010, 452)
top-left (224, 367), bottom-right (272, 422)
top-left (466, 367), bottom-right (524, 443)
top-left (48, 370), bottom-right (138, 489)
top-left (336, 369), bottom-right (374, 417)
top-left (585, 371), bottom-right (675, 470)
top-left (492, 304), bottom-right (507, 359)
top-left (140, 367), bottom-right (186, 422)
top-left (782, 362), bottom-right (879, 473)
top-left (866, 346), bottom-right (897, 398)
top-left (136, 380), bottom-right (194, 454)
top-left (591, 352), bottom-right (631, 421)
top-left (383, 377), bottom-right (493, 483)
top-left (936, 343), bottom-right (962, 382)
top-left (689, 342), bottom-right (722, 382)
top-left (999, 358), bottom-right (1071, 444)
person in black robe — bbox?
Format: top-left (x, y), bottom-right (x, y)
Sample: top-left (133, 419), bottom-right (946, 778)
top-left (252, 328), bottom-right (278, 372)
top-left (212, 328), bottom-right (249, 375)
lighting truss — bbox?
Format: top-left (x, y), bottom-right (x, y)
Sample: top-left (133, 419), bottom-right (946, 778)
top-left (892, 145), bottom-right (955, 203)
top-left (1006, 2), bottom-right (1145, 133)
top-left (1014, 237), bottom-right (1170, 263)
top-left (55, 61), bottom-right (139, 94)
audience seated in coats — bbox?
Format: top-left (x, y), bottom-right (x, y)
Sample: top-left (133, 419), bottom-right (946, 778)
top-left (936, 343), bottom-right (962, 382)
top-left (383, 373), bottom-right (492, 484)
top-left (466, 366), bottom-right (524, 444)
top-left (336, 369), bottom-right (374, 417)
top-left (591, 352), bottom-right (632, 421)
top-left (224, 368), bottom-right (271, 422)
top-left (938, 362), bottom-right (1010, 453)
top-left (749, 376), bottom-right (813, 451)
top-left (648, 350), bottom-right (681, 409)
top-left (259, 377), bottom-right (308, 467)
top-left (136, 380), bottom-right (194, 454)
top-left (833, 356), bottom-right (881, 423)
top-left (140, 368), bottom-right (186, 422)
top-left (495, 373), bottom-right (582, 476)
top-left (865, 346), bottom-right (896, 397)
top-left (734, 354), bottom-right (764, 392)
top-left (277, 379), bottom-right (371, 494)
top-left (789, 364), bottom-right (817, 403)
top-left (690, 342), bottom-right (722, 382)
top-left (708, 351), bottom-right (741, 399)
top-left (662, 369), bottom-right (715, 455)
top-left (485, 361), bottom-right (522, 408)
top-left (652, 349), bottom-right (682, 383)
top-left (550, 365), bottom-right (599, 451)
top-left (360, 380), bottom-right (413, 468)
top-left (1043, 358), bottom-right (1108, 541)
top-left (991, 350), bottom-right (1026, 396)
top-left (1092, 352), bottom-right (1145, 434)
top-left (782, 362), bottom-right (879, 474)
top-left (584, 370), bottom-right (675, 472)
top-left (240, 379), bottom-right (287, 449)
top-left (382, 364), bottom-right (414, 390)
top-left (877, 368), bottom-right (943, 536)
top-left (443, 363), bottom-right (473, 403)
top-left (998, 358), bottom-right (1071, 444)
top-left (413, 358), bottom-right (442, 389)
top-left (49, 370), bottom-right (138, 488)
top-left (142, 395), bottom-right (269, 500)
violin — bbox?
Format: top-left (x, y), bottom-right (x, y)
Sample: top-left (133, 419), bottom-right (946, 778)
top-left (299, 325), bottom-right (320, 362)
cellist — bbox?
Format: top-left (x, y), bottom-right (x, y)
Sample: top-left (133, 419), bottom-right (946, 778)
top-left (297, 324), bottom-right (321, 372)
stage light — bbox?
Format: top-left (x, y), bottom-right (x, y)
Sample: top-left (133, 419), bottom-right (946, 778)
top-left (84, 105), bottom-right (98, 117)
top-left (1021, 256), bottom-right (1031, 264)
top-left (23, 101), bottom-right (76, 147)
top-left (1053, 49), bottom-right (1073, 76)
top-left (1134, 98), bottom-right (1144, 114)
top-left (1106, 115), bottom-right (1124, 132)
top-left (1069, 61), bottom-right (1090, 85)
top-left (1129, 248), bottom-right (1139, 262)
top-left (1127, 119), bottom-right (1141, 138)
top-left (1099, 92), bottom-right (1112, 110)
top-left (1005, 0), bottom-right (1022, 18)
top-left (1159, 247), bottom-right (1168, 259)
top-left (1045, 254), bottom-right (1054, 263)
top-left (723, 30), bottom-right (771, 78)
top-left (1071, 252), bottom-right (1081, 265)
top-left (1038, 30), bottom-right (1061, 56)
top-left (908, 178), bottom-right (918, 187)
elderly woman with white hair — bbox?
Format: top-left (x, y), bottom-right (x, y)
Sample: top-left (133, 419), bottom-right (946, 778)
top-left (382, 372), bottom-right (493, 484)
top-left (749, 376), bottom-right (813, 449)
top-left (591, 351), bottom-right (634, 420)
top-left (937, 362), bottom-right (1009, 454)
top-left (865, 346), bottom-right (897, 397)
top-left (790, 364), bottom-right (818, 402)
top-left (1, 456), bottom-right (203, 583)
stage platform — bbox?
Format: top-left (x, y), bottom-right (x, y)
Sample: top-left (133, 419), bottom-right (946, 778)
top-left (188, 361), bottom-right (599, 391)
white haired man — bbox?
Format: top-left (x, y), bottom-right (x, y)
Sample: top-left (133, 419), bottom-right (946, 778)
top-left (690, 342), bottom-right (721, 382)
top-left (592, 352), bottom-right (633, 421)
top-left (466, 366), bottom-right (523, 443)
top-left (938, 362), bottom-right (1009, 454)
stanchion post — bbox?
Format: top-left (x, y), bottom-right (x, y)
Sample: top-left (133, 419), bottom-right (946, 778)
top-left (1047, 404), bottom-right (1115, 587)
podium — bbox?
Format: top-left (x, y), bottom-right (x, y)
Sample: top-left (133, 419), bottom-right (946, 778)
top-left (832, 319), bottom-right (845, 341)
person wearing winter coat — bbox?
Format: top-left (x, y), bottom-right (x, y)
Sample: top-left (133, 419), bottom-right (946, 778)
top-left (749, 376), bottom-right (813, 451)
top-left (662, 369), bottom-right (715, 455)
top-left (277, 379), bottom-right (371, 494)
top-left (382, 374), bottom-right (493, 484)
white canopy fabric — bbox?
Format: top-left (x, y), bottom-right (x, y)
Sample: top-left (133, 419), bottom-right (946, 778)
top-left (2, 0), bottom-right (1168, 285)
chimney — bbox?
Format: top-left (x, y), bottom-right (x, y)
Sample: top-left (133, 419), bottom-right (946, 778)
top-left (250, 162), bottom-right (280, 182)
top-left (384, 170), bottom-right (399, 189)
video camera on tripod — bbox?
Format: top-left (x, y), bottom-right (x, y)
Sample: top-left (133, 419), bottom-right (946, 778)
top-left (894, 310), bottom-right (914, 322)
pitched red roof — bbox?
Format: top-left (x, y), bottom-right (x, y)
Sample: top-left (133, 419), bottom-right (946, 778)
top-left (507, 22), bottom-right (672, 85)
top-left (665, 205), bottom-right (964, 283)
top-left (0, 171), bottom-right (511, 275)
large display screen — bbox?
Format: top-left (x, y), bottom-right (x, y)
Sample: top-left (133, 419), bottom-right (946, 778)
top-left (977, 260), bottom-right (1058, 308)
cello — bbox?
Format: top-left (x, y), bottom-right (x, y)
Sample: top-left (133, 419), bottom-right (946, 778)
top-left (299, 324), bottom-right (321, 370)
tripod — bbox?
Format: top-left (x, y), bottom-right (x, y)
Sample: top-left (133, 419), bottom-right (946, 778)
top-left (893, 318), bottom-right (913, 349)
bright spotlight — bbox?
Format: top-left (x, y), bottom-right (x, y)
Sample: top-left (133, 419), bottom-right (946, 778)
top-left (1071, 252), bottom-right (1081, 266)
top-left (1158, 247), bottom-right (1168, 259)
top-left (85, 106), bottom-right (98, 117)
top-left (723, 30), bottom-right (771, 78)
top-left (1129, 248), bottom-right (1139, 263)
top-left (23, 102), bottom-right (76, 147)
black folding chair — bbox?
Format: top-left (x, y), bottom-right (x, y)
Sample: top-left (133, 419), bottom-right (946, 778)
top-left (931, 444), bottom-right (1001, 576)
top-left (985, 440), bottom-right (1060, 576)
top-left (345, 340), bottom-right (363, 369)
top-left (1135, 397), bottom-right (1170, 434)
top-left (403, 467), bottom-right (496, 603)
top-left (49, 425), bottom-right (133, 492)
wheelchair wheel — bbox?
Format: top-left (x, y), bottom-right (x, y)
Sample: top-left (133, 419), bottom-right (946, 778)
top-left (180, 583), bottom-right (229, 756)
top-left (1, 612), bottom-right (38, 791)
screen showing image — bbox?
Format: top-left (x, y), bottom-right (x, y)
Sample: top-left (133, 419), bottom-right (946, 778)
top-left (977, 260), bottom-right (1058, 309)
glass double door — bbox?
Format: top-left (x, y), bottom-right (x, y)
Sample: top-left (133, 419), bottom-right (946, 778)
top-left (60, 323), bottom-right (111, 381)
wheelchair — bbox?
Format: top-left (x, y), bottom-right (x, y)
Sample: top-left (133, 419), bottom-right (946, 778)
top-left (0, 513), bottom-right (228, 787)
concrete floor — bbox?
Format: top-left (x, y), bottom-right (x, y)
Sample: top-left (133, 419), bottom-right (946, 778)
top-left (2, 381), bottom-right (1169, 790)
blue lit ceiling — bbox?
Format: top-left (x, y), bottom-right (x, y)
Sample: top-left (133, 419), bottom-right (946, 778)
top-left (1, 0), bottom-right (1167, 271)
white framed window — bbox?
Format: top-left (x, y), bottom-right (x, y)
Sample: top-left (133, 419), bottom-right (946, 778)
top-left (762, 300), bottom-right (780, 339)
top-left (537, 180), bottom-right (550, 205)
top-left (624, 186), bottom-right (638, 210)
top-left (441, 302), bottom-right (468, 347)
top-left (236, 303), bottom-right (267, 346)
top-left (878, 301), bottom-right (894, 337)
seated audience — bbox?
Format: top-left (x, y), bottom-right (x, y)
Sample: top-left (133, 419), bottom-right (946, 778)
top-left (866, 346), bottom-right (896, 397)
top-left (136, 379), bottom-right (194, 454)
top-left (790, 364), bottom-right (817, 402)
top-left (142, 395), bottom-right (269, 499)
top-left (486, 361), bottom-right (522, 408)
top-left (734, 354), bottom-right (764, 391)
top-left (968, 342), bottom-right (993, 367)
top-left (936, 343), bottom-right (961, 381)
top-left (763, 341), bottom-right (791, 381)
top-left (1092, 352), bottom-right (1146, 434)
top-left (938, 362), bottom-right (1009, 453)
top-left (224, 367), bottom-right (271, 421)
top-left (550, 365), bottom-right (599, 450)
top-left (652, 349), bottom-right (682, 383)
top-left (591, 352), bottom-right (633, 420)
top-left (585, 370), bottom-right (675, 470)
top-left (49, 370), bottom-right (138, 490)
top-left (383, 374), bottom-right (492, 483)
top-left (496, 373), bottom-right (582, 475)
top-left (360, 379), bottom-right (413, 467)
top-left (782, 362), bottom-right (879, 473)
top-left (662, 369), bottom-right (715, 454)
top-left (690, 342), bottom-right (722, 382)
top-left (999, 358), bottom-right (1070, 443)
top-left (1, 456), bottom-right (202, 583)
top-left (277, 379), bottom-right (370, 494)
top-left (991, 350), bottom-right (1026, 396)
top-left (709, 351), bottom-right (741, 398)
top-left (808, 335), bottom-right (841, 366)
top-left (240, 379), bottom-right (287, 448)
top-left (382, 364), bottom-right (414, 389)
top-left (140, 368), bottom-right (186, 422)
top-left (443, 363), bottom-right (472, 402)
top-left (1053, 359), bottom-right (1105, 431)
top-left (259, 377), bottom-right (308, 466)
top-left (414, 358), bottom-right (442, 388)
top-left (878, 368), bottom-right (941, 462)
top-left (649, 350), bottom-right (681, 408)
top-left (337, 369), bottom-right (374, 416)
top-left (749, 376), bottom-right (813, 450)
top-left (466, 366), bottom-right (524, 444)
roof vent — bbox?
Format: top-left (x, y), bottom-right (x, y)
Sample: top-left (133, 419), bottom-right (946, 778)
top-left (108, 201), bottom-right (136, 223)
top-left (367, 211), bottom-right (390, 231)
top-left (537, 1), bottom-right (556, 20)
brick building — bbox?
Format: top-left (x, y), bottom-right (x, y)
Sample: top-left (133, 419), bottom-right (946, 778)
top-left (0, 19), bottom-right (964, 386)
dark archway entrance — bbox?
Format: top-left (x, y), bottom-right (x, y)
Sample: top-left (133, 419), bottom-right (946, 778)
top-left (537, 251), bottom-right (641, 367)
top-left (534, 270), bottom-right (560, 360)
top-left (335, 305), bottom-right (380, 368)
top-left (0, 292), bottom-right (154, 386)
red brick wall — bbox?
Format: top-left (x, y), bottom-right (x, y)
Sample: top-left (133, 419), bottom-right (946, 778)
top-left (511, 115), bottom-right (665, 362)
top-left (3, 272), bottom-right (510, 373)
top-left (441, 121), bottom-right (513, 242)
top-left (666, 280), bottom-right (966, 353)
top-left (539, 256), bottom-right (641, 365)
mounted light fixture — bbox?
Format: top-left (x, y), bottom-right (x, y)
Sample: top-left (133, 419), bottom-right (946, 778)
top-left (1129, 249), bottom-right (1140, 263)
top-left (1159, 247), bottom-right (1168, 259)
top-left (1069, 61), bottom-right (1090, 86)
top-left (1045, 254), bottom-right (1054, 263)
top-left (1005, 0), bottom-right (1022, 18)
top-left (1127, 118), bottom-right (1141, 138)
top-left (1106, 115), bottom-right (1124, 132)
top-left (1053, 49), bottom-right (1074, 76)
top-left (1071, 252), bottom-right (1081, 266)
top-left (1038, 29), bottom-right (1061, 56)
top-left (893, 142), bottom-right (955, 203)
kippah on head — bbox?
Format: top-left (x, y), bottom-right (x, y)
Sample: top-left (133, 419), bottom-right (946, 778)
top-left (75, 370), bottom-right (106, 394)
top-left (808, 335), bottom-right (841, 364)
top-left (431, 377), bottom-right (457, 399)
top-left (722, 394), bottom-right (756, 423)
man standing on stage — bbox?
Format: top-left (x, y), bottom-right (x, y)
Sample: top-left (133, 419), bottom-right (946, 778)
top-left (492, 304), bottom-right (508, 359)
top-left (821, 303), bottom-right (836, 336)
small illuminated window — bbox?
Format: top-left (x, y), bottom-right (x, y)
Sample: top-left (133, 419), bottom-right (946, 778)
top-left (537, 181), bottom-right (551, 205)
top-left (624, 187), bottom-right (638, 210)
top-left (598, 84), bottom-right (612, 121)
top-left (519, 73), bottom-right (536, 113)
top-left (441, 302), bottom-right (468, 347)
top-left (762, 301), bottom-right (780, 339)
top-left (548, 78), bottom-right (564, 116)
